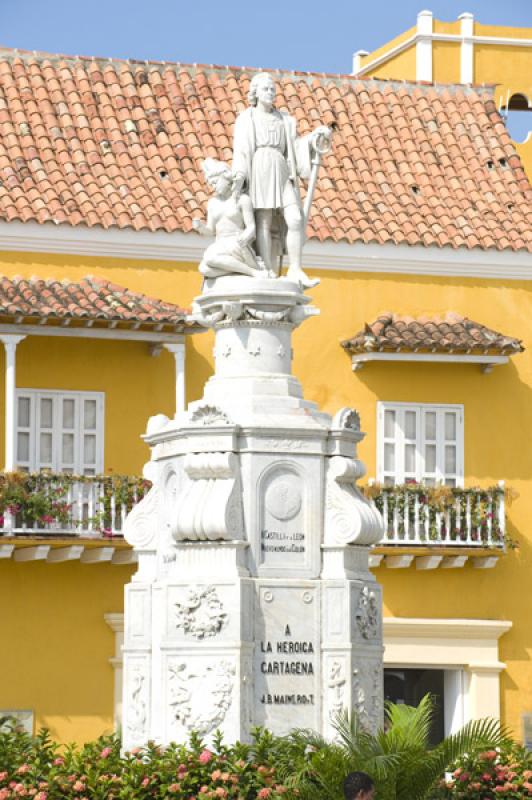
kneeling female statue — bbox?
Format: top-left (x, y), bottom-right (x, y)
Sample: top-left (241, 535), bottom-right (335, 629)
top-left (192, 159), bottom-right (271, 280)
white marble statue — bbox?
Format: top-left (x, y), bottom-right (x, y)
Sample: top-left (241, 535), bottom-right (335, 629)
top-left (232, 72), bottom-right (332, 289)
top-left (192, 159), bottom-right (270, 280)
top-left (122, 73), bottom-right (384, 752)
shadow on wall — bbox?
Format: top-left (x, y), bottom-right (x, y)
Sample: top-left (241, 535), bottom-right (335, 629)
top-left (185, 329), bottom-right (214, 405)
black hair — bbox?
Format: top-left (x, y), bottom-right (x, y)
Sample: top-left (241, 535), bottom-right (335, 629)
top-left (343, 771), bottom-right (374, 800)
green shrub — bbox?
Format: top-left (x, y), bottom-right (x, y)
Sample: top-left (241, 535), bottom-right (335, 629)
top-left (0, 697), bottom-right (513, 800)
top-left (0, 725), bottom-right (290, 800)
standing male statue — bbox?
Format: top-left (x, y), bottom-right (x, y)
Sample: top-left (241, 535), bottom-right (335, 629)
top-left (232, 72), bottom-right (332, 289)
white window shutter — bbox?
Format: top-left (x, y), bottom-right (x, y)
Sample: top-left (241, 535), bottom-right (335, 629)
top-left (377, 402), bottom-right (464, 486)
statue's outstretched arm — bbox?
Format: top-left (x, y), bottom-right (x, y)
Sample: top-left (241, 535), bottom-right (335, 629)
top-left (192, 200), bottom-right (216, 236)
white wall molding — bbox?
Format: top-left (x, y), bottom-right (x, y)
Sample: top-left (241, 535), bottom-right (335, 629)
top-left (163, 342), bottom-right (186, 415)
top-left (353, 22), bottom-right (532, 79)
top-left (351, 352), bottom-right (509, 371)
top-left (0, 334), bottom-right (26, 471)
top-left (0, 323), bottom-right (186, 344)
top-left (459, 13), bottom-right (475, 84)
top-left (383, 617), bottom-right (512, 724)
top-left (105, 613), bottom-right (124, 731)
top-left (0, 221), bottom-right (204, 262)
top-left (0, 221), bottom-right (531, 281)
top-left (416, 10), bottom-right (433, 82)
top-left (384, 617), bottom-right (512, 640)
top-left (105, 613), bottom-right (511, 731)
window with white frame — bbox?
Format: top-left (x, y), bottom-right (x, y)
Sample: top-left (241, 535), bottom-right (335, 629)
top-left (377, 402), bottom-right (463, 487)
top-left (15, 390), bottom-right (104, 474)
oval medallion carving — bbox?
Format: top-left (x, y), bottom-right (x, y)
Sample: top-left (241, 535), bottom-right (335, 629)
top-left (265, 476), bottom-right (302, 521)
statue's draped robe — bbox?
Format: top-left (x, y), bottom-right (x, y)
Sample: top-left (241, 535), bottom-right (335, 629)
top-left (232, 108), bottom-right (312, 208)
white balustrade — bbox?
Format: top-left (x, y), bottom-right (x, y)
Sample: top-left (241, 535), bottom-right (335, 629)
top-left (0, 476), bottom-right (507, 550)
top-left (374, 484), bottom-right (506, 549)
top-left (0, 476), bottom-right (149, 538)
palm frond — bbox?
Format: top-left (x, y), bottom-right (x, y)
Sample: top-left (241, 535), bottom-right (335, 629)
top-left (399, 716), bottom-right (509, 800)
top-left (384, 693), bottom-right (434, 752)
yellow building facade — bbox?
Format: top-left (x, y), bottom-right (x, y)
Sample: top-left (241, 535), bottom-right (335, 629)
top-left (0, 50), bottom-right (530, 748)
top-left (353, 10), bottom-right (532, 176)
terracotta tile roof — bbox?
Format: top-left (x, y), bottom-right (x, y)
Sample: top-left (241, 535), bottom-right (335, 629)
top-left (0, 275), bottom-right (191, 328)
top-left (0, 48), bottom-right (529, 251)
top-left (341, 312), bottom-right (524, 355)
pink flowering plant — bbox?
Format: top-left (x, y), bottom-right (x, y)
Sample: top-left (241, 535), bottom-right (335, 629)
top-left (0, 473), bottom-right (71, 529)
top-left (431, 745), bottom-right (532, 799)
top-left (0, 697), bottom-right (515, 800)
top-left (0, 723), bottom-right (291, 800)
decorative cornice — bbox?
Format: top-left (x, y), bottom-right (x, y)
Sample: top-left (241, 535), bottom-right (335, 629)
top-left (0, 221), bottom-right (531, 281)
top-left (104, 613), bottom-right (124, 633)
top-left (354, 31), bottom-right (532, 77)
top-left (351, 352), bottom-right (509, 373)
top-left (383, 617), bottom-right (512, 640)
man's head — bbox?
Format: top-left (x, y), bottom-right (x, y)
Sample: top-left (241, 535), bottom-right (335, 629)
top-left (343, 771), bottom-right (375, 800)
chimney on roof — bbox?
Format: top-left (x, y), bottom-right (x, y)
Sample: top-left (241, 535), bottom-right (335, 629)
top-left (352, 49), bottom-right (369, 75)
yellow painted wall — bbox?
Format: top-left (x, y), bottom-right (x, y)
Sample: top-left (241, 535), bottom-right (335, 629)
top-left (354, 17), bottom-right (532, 176)
top-left (0, 253), bottom-right (531, 741)
top-left (475, 23), bottom-right (532, 40)
top-left (474, 44), bottom-right (532, 105)
top-left (301, 267), bottom-right (531, 740)
top-left (0, 560), bottom-right (134, 743)
top-left (433, 20), bottom-right (460, 35)
top-left (356, 26), bottom-right (416, 75)
top-left (0, 252), bottom-right (214, 472)
top-left (432, 41), bottom-right (461, 85)
top-left (364, 47), bottom-right (417, 82)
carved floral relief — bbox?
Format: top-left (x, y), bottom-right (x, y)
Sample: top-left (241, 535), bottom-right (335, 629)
top-left (174, 586), bottom-right (228, 639)
top-left (168, 659), bottom-right (235, 735)
top-left (355, 585), bottom-right (379, 639)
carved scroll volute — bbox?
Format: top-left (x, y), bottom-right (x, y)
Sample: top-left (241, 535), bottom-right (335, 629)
top-left (124, 460), bottom-right (160, 552)
top-left (173, 452), bottom-right (244, 541)
top-left (324, 456), bottom-right (384, 546)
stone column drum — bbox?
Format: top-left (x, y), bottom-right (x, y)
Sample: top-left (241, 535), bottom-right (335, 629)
top-left (122, 276), bottom-right (384, 749)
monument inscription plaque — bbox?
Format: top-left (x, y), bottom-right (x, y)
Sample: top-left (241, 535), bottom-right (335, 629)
top-left (254, 585), bottom-right (319, 733)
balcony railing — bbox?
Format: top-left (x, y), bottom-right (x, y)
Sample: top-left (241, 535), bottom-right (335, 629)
top-left (0, 473), bottom-right (509, 552)
top-left (366, 482), bottom-right (507, 549)
top-left (0, 473), bottom-right (151, 538)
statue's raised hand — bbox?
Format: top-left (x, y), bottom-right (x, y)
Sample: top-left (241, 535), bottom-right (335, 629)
top-left (311, 126), bottom-right (333, 155)
top-left (192, 218), bottom-right (210, 236)
top-left (232, 173), bottom-right (245, 199)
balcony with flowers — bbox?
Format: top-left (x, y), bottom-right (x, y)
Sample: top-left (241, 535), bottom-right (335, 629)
top-left (0, 470), bottom-right (514, 569)
top-left (0, 472), bottom-right (150, 563)
top-left (364, 481), bottom-right (513, 570)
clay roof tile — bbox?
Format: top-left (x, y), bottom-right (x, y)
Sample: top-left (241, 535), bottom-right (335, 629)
top-left (341, 312), bottom-right (524, 356)
top-left (0, 274), bottom-right (192, 326)
top-left (0, 51), bottom-right (525, 249)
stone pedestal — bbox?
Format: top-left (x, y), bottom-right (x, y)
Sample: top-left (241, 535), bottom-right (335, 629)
top-left (122, 277), bottom-right (384, 749)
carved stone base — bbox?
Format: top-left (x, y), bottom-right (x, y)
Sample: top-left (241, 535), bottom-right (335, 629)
top-left (122, 276), bottom-right (384, 747)
top-left (321, 545), bottom-right (371, 579)
top-left (171, 542), bottom-right (250, 579)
